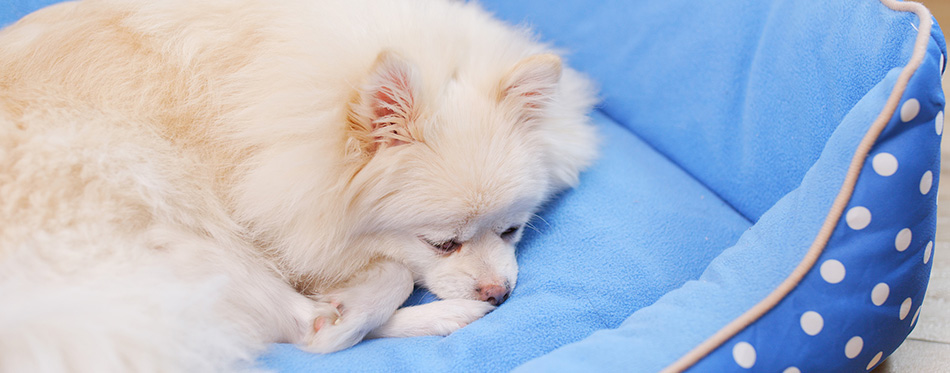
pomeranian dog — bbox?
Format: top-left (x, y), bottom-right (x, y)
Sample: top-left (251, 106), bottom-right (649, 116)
top-left (0, 0), bottom-right (598, 371)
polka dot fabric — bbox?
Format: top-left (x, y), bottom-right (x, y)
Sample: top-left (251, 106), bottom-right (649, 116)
top-left (690, 17), bottom-right (945, 372)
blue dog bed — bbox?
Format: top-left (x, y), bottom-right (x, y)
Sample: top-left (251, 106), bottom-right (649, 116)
top-left (2, 0), bottom-right (943, 371)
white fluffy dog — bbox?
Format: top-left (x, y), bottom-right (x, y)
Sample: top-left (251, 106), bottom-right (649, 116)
top-left (0, 0), bottom-right (598, 371)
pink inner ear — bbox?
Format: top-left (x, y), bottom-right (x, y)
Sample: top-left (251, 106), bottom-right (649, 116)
top-left (366, 67), bottom-right (417, 148)
top-left (370, 69), bottom-right (415, 125)
top-left (350, 53), bottom-right (420, 151)
top-left (372, 88), bottom-right (400, 120)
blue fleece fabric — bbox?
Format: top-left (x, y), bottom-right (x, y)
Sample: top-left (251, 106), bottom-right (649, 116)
top-left (2, 0), bottom-right (943, 371)
top-left (479, 0), bottom-right (922, 221)
top-left (0, 0), bottom-right (59, 26)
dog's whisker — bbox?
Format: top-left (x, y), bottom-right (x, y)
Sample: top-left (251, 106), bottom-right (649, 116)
top-left (529, 214), bottom-right (551, 229)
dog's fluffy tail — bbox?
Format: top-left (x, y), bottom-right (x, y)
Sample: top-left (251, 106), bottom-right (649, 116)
top-left (0, 254), bottom-right (265, 373)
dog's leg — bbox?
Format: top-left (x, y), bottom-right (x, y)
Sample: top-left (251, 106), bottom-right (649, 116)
top-left (302, 260), bottom-right (415, 353)
top-left (366, 299), bottom-right (495, 339)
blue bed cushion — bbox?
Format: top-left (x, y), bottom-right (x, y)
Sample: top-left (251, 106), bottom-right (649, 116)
top-left (480, 0), bottom-right (921, 221)
top-left (520, 64), bottom-right (942, 372)
top-left (0, 0), bottom-right (53, 25)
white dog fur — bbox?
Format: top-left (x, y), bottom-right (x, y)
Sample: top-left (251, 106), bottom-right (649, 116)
top-left (0, 0), bottom-right (598, 371)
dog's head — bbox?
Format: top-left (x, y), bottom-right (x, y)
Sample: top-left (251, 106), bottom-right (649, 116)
top-left (344, 51), bottom-right (595, 305)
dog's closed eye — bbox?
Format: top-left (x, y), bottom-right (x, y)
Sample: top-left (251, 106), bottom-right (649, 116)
top-left (422, 237), bottom-right (462, 254)
top-left (500, 226), bottom-right (521, 241)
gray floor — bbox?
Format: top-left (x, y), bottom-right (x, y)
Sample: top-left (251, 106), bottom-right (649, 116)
top-left (876, 3), bottom-right (950, 369)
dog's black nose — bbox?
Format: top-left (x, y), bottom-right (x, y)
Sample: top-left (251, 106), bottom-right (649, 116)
top-left (478, 284), bottom-right (511, 306)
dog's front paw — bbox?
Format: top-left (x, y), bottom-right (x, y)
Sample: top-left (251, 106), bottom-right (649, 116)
top-left (420, 299), bottom-right (496, 336)
top-left (368, 299), bottom-right (496, 339)
top-left (299, 261), bottom-right (417, 353)
top-left (301, 299), bottom-right (372, 353)
top-left (295, 299), bottom-right (358, 353)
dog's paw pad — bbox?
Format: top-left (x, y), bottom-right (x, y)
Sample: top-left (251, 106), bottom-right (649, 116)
top-left (313, 316), bottom-right (326, 332)
top-left (311, 300), bottom-right (344, 333)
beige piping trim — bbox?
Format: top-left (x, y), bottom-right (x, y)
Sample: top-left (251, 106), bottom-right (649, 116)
top-left (662, 1), bottom-right (935, 372)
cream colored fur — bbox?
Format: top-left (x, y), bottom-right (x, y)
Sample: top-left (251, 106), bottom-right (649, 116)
top-left (0, 0), bottom-right (598, 371)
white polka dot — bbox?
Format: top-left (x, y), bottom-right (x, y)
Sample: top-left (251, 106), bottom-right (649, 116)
top-left (900, 298), bottom-right (912, 320)
top-left (901, 98), bottom-right (920, 122)
top-left (872, 153), bottom-right (899, 176)
top-left (783, 367), bottom-right (801, 373)
top-left (846, 206), bottom-right (872, 230)
top-left (867, 351), bottom-right (884, 370)
top-left (821, 259), bottom-right (846, 284)
top-left (845, 336), bottom-right (864, 359)
top-left (896, 228), bottom-right (912, 252)
top-left (871, 283), bottom-right (890, 306)
top-left (801, 311), bottom-right (824, 336)
top-left (912, 306), bottom-right (921, 327)
top-left (925, 241), bottom-right (933, 264)
top-left (733, 342), bottom-right (756, 369)
top-left (920, 170), bottom-right (933, 195)
top-left (937, 111), bottom-right (945, 135)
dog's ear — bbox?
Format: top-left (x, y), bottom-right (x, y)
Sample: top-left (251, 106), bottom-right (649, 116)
top-left (347, 51), bottom-right (421, 155)
top-left (498, 54), bottom-right (562, 121)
